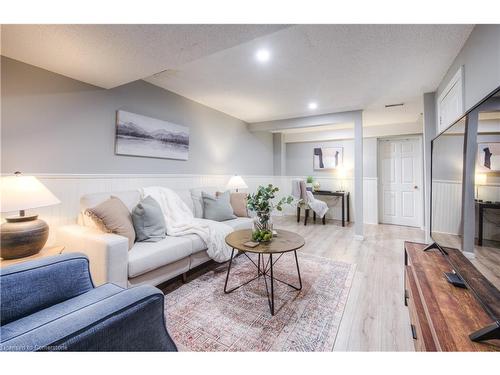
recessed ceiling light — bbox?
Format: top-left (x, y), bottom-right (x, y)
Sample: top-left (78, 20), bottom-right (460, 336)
top-left (308, 102), bottom-right (318, 110)
top-left (256, 49), bottom-right (271, 63)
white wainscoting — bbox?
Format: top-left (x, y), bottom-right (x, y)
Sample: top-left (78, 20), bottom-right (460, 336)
top-left (256, 176), bottom-right (378, 225)
top-left (1, 173), bottom-right (380, 245)
top-left (431, 179), bottom-right (463, 235)
top-left (0, 174), bottom-right (273, 245)
top-left (432, 179), bottom-right (500, 241)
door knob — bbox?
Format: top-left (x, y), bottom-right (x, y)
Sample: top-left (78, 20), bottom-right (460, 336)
top-left (414, 185), bottom-right (418, 189)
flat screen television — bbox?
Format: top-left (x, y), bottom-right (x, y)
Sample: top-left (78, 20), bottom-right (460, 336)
top-left (429, 87), bottom-right (500, 257)
top-left (429, 116), bottom-right (467, 252)
top-left (428, 86), bottom-right (500, 342)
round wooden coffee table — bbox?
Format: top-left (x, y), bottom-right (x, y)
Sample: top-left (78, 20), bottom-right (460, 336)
top-left (224, 229), bottom-right (305, 315)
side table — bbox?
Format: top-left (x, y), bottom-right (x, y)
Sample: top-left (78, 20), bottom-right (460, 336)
top-left (0, 246), bottom-right (65, 268)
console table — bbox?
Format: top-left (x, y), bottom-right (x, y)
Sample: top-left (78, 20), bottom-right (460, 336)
top-left (312, 190), bottom-right (350, 227)
top-left (404, 241), bottom-right (499, 351)
top-left (476, 200), bottom-right (500, 246)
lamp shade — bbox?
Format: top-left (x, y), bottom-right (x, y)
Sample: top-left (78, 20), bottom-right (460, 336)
top-left (226, 175), bottom-right (248, 190)
top-left (337, 164), bottom-right (348, 179)
top-left (475, 173), bottom-right (487, 186)
top-left (0, 175), bottom-right (60, 213)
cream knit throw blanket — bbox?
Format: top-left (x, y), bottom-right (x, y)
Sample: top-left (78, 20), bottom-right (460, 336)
top-left (139, 186), bottom-right (233, 262)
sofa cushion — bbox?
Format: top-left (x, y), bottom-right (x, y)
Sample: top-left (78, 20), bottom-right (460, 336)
top-left (0, 283), bottom-right (123, 343)
top-left (128, 236), bottom-right (193, 278)
top-left (132, 196), bottom-right (166, 242)
top-left (81, 191), bottom-right (141, 213)
top-left (217, 192), bottom-right (248, 217)
top-left (202, 191), bottom-right (236, 222)
top-left (183, 234), bottom-right (207, 253)
top-left (190, 187), bottom-right (219, 218)
top-left (224, 217), bottom-right (253, 231)
top-left (80, 191), bottom-right (141, 228)
top-left (85, 197), bottom-right (136, 249)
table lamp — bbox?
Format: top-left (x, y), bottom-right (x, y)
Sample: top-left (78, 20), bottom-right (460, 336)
top-left (0, 172), bottom-right (61, 259)
top-left (337, 165), bottom-right (348, 192)
top-left (226, 175), bottom-right (248, 192)
top-left (475, 173), bottom-right (487, 200)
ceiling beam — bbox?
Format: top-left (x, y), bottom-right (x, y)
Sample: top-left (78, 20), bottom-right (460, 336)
top-left (247, 110), bottom-right (363, 132)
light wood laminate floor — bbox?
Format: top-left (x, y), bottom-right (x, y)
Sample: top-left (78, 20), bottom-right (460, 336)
top-left (273, 216), bottom-right (424, 351)
top-left (162, 216), bottom-right (500, 351)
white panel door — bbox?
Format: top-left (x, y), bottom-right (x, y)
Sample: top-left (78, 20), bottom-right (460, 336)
top-left (379, 138), bottom-right (422, 227)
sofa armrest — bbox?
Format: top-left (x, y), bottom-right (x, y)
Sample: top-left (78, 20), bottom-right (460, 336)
top-left (56, 225), bottom-right (129, 288)
top-left (0, 253), bottom-right (94, 325)
top-left (0, 285), bottom-right (177, 352)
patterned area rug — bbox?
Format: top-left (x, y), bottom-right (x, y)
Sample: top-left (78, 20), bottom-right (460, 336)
top-left (164, 252), bottom-right (356, 351)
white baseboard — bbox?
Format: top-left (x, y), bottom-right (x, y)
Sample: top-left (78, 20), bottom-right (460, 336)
top-left (463, 251), bottom-right (476, 259)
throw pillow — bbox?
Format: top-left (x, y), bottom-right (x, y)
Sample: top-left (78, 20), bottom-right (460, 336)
top-left (190, 187), bottom-right (219, 218)
top-left (217, 191), bottom-right (248, 217)
top-left (202, 190), bottom-right (236, 221)
top-left (132, 196), bottom-right (167, 242)
top-left (85, 196), bottom-right (136, 249)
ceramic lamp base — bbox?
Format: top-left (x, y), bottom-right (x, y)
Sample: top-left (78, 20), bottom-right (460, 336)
top-left (0, 215), bottom-right (49, 259)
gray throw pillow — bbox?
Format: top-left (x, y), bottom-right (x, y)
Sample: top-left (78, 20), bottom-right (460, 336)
top-left (132, 196), bottom-right (167, 242)
top-left (202, 190), bottom-right (236, 222)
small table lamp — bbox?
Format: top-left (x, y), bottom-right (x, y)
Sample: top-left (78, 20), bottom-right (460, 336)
top-left (226, 175), bottom-right (248, 192)
top-left (475, 173), bottom-right (487, 200)
top-left (337, 165), bottom-right (348, 192)
top-left (0, 172), bottom-right (61, 259)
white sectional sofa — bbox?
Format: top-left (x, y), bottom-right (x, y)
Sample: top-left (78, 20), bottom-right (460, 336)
top-left (57, 187), bottom-right (252, 288)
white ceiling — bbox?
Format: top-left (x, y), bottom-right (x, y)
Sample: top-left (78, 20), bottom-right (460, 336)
top-left (145, 25), bottom-right (473, 125)
top-left (0, 24), bottom-right (288, 88)
top-left (1, 24), bottom-right (473, 126)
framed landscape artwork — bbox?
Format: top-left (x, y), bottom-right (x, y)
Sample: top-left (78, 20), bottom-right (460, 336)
top-left (313, 146), bottom-right (343, 170)
top-left (477, 142), bottom-right (500, 174)
top-left (115, 110), bottom-right (189, 160)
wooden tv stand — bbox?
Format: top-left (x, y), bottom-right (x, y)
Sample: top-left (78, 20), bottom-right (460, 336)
top-left (404, 241), bottom-right (499, 351)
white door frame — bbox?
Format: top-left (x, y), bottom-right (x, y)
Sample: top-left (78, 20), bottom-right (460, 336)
top-left (377, 135), bottom-right (424, 228)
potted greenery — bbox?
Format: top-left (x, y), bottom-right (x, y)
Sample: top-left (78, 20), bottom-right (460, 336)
top-left (247, 184), bottom-right (293, 242)
top-left (306, 176), bottom-right (314, 190)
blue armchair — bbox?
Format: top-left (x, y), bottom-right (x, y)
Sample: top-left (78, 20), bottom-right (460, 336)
top-left (0, 253), bottom-right (177, 351)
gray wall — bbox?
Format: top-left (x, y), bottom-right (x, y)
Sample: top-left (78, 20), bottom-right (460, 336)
top-left (1, 56), bottom-right (273, 175)
top-left (272, 133), bottom-right (285, 176)
top-left (437, 25), bottom-right (500, 115)
top-left (432, 134), bottom-right (465, 181)
top-left (425, 25), bottom-right (500, 241)
top-left (285, 137), bottom-right (377, 178)
top-left (432, 129), bottom-right (500, 181)
top-left (423, 92), bottom-right (437, 241)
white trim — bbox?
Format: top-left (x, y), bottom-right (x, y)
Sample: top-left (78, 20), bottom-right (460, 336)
top-left (432, 179), bottom-right (462, 185)
top-left (463, 251), bottom-right (476, 259)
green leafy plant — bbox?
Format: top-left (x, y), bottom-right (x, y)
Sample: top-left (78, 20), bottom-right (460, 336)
top-left (247, 184), bottom-right (293, 215)
top-left (247, 185), bottom-right (293, 237)
top-left (306, 176), bottom-right (314, 183)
